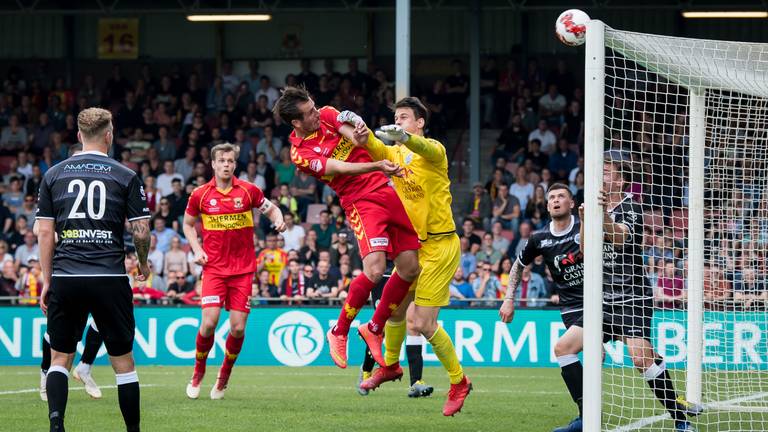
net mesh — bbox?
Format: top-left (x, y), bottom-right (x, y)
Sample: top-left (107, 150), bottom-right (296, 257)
top-left (598, 27), bottom-right (768, 431)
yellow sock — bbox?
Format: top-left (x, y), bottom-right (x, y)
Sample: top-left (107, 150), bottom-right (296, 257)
top-left (428, 326), bottom-right (464, 384)
top-left (383, 320), bottom-right (407, 366)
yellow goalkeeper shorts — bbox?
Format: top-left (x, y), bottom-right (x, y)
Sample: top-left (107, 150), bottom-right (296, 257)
top-left (409, 233), bottom-right (460, 307)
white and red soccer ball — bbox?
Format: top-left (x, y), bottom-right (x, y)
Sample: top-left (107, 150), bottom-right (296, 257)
top-left (555, 9), bottom-right (590, 46)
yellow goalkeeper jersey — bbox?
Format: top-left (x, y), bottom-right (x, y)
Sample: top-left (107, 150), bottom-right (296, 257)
top-left (365, 131), bottom-right (456, 241)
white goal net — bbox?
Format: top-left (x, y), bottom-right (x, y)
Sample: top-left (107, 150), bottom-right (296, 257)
top-left (584, 22), bottom-right (768, 432)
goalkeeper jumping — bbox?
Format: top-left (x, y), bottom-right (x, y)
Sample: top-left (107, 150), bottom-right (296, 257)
top-left (339, 97), bottom-right (471, 417)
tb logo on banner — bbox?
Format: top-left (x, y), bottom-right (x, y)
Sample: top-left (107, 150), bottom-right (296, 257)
top-left (268, 311), bottom-right (324, 366)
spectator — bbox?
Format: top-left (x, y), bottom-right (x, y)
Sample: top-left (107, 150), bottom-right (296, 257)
top-left (290, 169), bottom-right (317, 220)
top-left (459, 218), bottom-right (482, 253)
top-left (491, 183), bottom-right (520, 232)
top-left (311, 210), bottom-right (336, 250)
top-left (7, 216), bottom-right (29, 252)
top-left (77, 74), bottom-right (101, 107)
top-left (277, 183), bottom-right (299, 220)
top-left (152, 217), bottom-right (180, 253)
top-left (256, 233), bottom-right (288, 285)
top-left (523, 139), bottom-right (549, 172)
top-left (234, 81), bottom-right (254, 112)
top-left (655, 261), bottom-right (686, 309)
top-left (480, 58), bottom-right (498, 127)
top-left (560, 100), bottom-right (584, 146)
top-left (255, 124), bottom-right (282, 164)
top-left (163, 236), bottom-right (188, 277)
top-left (473, 261), bottom-right (501, 303)
top-left (515, 265), bottom-right (549, 307)
top-left (511, 221), bottom-right (534, 258)
top-left (445, 59), bottom-right (469, 125)
top-left (0, 259), bottom-right (18, 300)
top-left (125, 128), bottom-right (151, 163)
top-left (253, 268), bottom-right (279, 302)
top-left (249, 95), bottom-right (274, 135)
top-left (255, 152), bottom-right (276, 196)
top-left (147, 235), bottom-right (164, 276)
top-left (703, 264), bottom-right (731, 309)
top-left (206, 76), bottom-right (226, 113)
top-left (115, 91), bottom-right (142, 137)
top-left (17, 256), bottom-right (41, 305)
top-left (299, 229), bottom-right (320, 267)
top-left (221, 61), bottom-right (240, 94)
top-left (131, 262), bottom-right (167, 304)
top-left (16, 194), bottom-right (36, 222)
top-left (459, 236), bottom-right (477, 277)
top-left (0, 115), bottom-right (27, 153)
top-left (733, 268), bottom-right (767, 309)
top-left (279, 259), bottom-right (307, 299)
top-left (281, 212), bottom-right (305, 252)
top-left (330, 230), bottom-right (362, 270)
top-left (165, 271), bottom-right (195, 304)
top-left (14, 231), bottom-right (38, 268)
top-left (509, 166), bottom-right (534, 210)
top-left (306, 260), bottom-right (342, 301)
top-left (157, 160), bottom-right (185, 197)
top-left (449, 267), bottom-right (475, 306)
top-left (476, 233), bottom-right (503, 272)
top-left (491, 221), bottom-right (511, 254)
top-left (538, 84), bottom-right (567, 126)
top-left (485, 168), bottom-right (508, 201)
top-left (25, 165), bottom-right (43, 197)
top-left (175, 147), bottom-right (197, 182)
top-left (549, 138), bottom-right (579, 181)
top-left (525, 185), bottom-right (548, 221)
top-left (296, 59), bottom-right (319, 94)
top-left (165, 179), bottom-right (188, 229)
top-left (274, 147), bottom-right (296, 186)
top-left (153, 126), bottom-right (176, 162)
top-left (465, 182), bottom-right (491, 230)
top-left (497, 257), bottom-right (513, 294)
top-left (0, 241), bottom-right (14, 264)
top-left (239, 161), bottom-right (267, 191)
top-left (528, 119), bottom-right (557, 155)
top-left (29, 112), bottom-right (54, 155)
top-left (254, 75), bottom-right (280, 109)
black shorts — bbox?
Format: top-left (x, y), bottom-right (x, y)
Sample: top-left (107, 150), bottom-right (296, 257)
top-left (602, 297), bottom-right (653, 342)
top-left (560, 309), bottom-right (584, 329)
top-left (47, 276), bottom-right (135, 357)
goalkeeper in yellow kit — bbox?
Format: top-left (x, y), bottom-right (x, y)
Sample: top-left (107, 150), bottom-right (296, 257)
top-left (338, 97), bottom-right (471, 416)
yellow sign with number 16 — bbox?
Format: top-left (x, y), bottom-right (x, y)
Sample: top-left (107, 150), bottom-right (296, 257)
top-left (98, 18), bottom-right (139, 59)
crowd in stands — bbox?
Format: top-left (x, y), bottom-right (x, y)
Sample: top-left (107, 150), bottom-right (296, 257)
top-left (0, 57), bottom-right (764, 310)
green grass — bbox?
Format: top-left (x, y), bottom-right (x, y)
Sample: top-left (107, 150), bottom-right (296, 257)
top-left (1, 366), bottom-right (573, 432)
top-left (1, 366), bottom-right (766, 431)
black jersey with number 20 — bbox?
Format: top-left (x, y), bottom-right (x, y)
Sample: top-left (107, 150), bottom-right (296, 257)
top-left (36, 151), bottom-right (151, 276)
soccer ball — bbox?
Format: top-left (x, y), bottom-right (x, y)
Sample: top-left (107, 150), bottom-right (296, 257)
top-left (555, 9), bottom-right (590, 46)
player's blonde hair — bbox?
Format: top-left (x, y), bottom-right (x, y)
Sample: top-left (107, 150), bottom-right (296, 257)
top-left (211, 142), bottom-right (240, 161)
top-left (77, 108), bottom-right (113, 140)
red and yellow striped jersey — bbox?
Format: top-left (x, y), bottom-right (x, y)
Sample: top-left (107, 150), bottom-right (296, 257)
top-left (185, 177), bottom-right (267, 276)
top-left (288, 106), bottom-right (389, 209)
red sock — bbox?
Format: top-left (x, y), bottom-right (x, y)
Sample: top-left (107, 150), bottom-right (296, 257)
top-left (219, 334), bottom-right (245, 378)
top-left (333, 273), bottom-right (376, 336)
top-left (194, 332), bottom-right (215, 376)
top-left (370, 272), bottom-right (412, 334)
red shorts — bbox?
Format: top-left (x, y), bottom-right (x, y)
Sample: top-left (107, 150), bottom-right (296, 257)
top-left (200, 272), bottom-right (254, 313)
top-left (346, 185), bottom-right (421, 259)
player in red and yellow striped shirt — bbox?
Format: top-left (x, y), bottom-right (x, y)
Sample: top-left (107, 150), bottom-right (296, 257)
top-left (183, 143), bottom-right (286, 400)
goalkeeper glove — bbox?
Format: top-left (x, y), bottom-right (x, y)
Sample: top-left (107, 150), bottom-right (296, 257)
top-left (336, 110), bottom-right (364, 126)
top-left (375, 124), bottom-right (409, 143)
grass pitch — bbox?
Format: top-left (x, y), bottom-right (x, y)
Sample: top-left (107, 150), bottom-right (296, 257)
top-left (2, 366), bottom-right (766, 431)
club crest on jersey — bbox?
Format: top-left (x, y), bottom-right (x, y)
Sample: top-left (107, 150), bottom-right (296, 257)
top-left (210, 199), bottom-right (217, 206)
top-left (234, 197), bottom-right (243, 209)
top-left (405, 153), bottom-right (414, 165)
top-left (313, 146), bottom-right (321, 153)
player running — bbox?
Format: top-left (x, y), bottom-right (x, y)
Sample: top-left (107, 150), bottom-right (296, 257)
top-left (184, 143), bottom-right (286, 400)
top-left (342, 97), bottom-right (471, 416)
top-left (274, 87), bottom-right (421, 370)
top-left (38, 107), bottom-right (150, 432)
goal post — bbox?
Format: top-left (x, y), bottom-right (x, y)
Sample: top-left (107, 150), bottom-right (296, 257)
top-left (583, 20), bottom-right (768, 432)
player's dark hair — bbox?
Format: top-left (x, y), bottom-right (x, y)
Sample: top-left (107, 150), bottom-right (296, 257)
top-left (394, 97), bottom-right (429, 125)
top-left (273, 85), bottom-right (311, 124)
top-left (604, 149), bottom-right (635, 185)
top-left (547, 182), bottom-right (573, 198)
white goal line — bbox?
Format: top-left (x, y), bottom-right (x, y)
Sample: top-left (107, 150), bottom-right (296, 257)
top-left (607, 392), bottom-right (768, 432)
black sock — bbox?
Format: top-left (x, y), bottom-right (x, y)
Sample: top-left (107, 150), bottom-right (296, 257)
top-left (362, 348), bottom-right (376, 373)
top-left (560, 360), bottom-right (584, 417)
top-left (79, 325), bottom-right (103, 365)
top-left (646, 359), bottom-right (685, 422)
top-left (117, 372), bottom-right (141, 432)
top-left (46, 368), bottom-right (69, 432)
top-left (406, 343), bottom-right (423, 386)
top-left (41, 336), bottom-right (51, 372)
